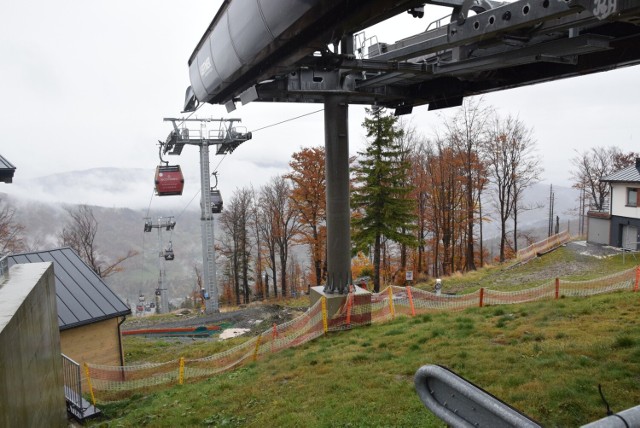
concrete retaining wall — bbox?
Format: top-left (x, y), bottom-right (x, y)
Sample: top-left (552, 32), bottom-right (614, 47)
top-left (0, 263), bottom-right (66, 427)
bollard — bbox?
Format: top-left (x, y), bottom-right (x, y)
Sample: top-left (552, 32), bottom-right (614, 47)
top-left (406, 286), bottom-right (416, 317)
top-left (479, 288), bottom-right (484, 308)
top-left (84, 363), bottom-right (97, 407)
top-left (555, 278), bottom-right (560, 299)
top-left (635, 266), bottom-right (640, 292)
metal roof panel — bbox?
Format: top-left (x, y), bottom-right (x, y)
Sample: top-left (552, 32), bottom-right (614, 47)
top-left (0, 154), bottom-right (16, 170)
top-left (7, 248), bottom-right (130, 330)
top-left (601, 165), bottom-right (640, 183)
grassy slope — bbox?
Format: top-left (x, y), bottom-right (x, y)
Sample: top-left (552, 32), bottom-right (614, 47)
top-left (418, 244), bottom-right (639, 293)
top-left (93, 248), bottom-right (640, 427)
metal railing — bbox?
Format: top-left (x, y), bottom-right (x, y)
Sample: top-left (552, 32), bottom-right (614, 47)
top-left (0, 255), bottom-right (8, 284)
top-left (587, 198), bottom-right (610, 213)
top-left (62, 353), bottom-right (87, 420)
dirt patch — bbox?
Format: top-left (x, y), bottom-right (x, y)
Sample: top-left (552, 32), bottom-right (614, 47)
top-left (123, 303), bottom-right (306, 336)
top-left (447, 241), bottom-right (626, 293)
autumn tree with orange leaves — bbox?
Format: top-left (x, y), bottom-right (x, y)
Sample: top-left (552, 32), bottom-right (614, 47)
top-left (285, 146), bottom-right (326, 290)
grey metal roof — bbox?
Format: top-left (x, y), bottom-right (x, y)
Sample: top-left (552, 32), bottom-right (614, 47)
top-left (601, 164), bottom-right (640, 183)
top-left (7, 248), bottom-right (130, 330)
top-left (0, 154), bottom-right (16, 183)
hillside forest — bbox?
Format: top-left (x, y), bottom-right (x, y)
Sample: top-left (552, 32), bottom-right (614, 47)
top-left (1, 100), bottom-right (636, 306)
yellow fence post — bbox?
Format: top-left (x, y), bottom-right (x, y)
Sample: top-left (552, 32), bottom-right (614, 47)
top-left (387, 287), bottom-right (395, 319)
top-left (179, 357), bottom-right (185, 385)
top-left (253, 334), bottom-right (262, 362)
top-left (321, 296), bottom-right (328, 334)
top-left (83, 363), bottom-right (97, 407)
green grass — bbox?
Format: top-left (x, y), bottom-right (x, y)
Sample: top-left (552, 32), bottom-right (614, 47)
top-left (123, 336), bottom-right (247, 364)
top-left (92, 290), bottom-right (640, 428)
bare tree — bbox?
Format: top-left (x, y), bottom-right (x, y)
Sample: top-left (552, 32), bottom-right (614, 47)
top-left (0, 198), bottom-right (27, 255)
top-left (59, 204), bottom-right (137, 277)
top-left (443, 98), bottom-right (491, 271)
top-left (571, 146), bottom-right (636, 210)
top-left (260, 176), bottom-right (300, 297)
top-left (250, 186), bottom-right (265, 299)
top-left (484, 115), bottom-right (539, 262)
top-left (219, 188), bottom-right (254, 304)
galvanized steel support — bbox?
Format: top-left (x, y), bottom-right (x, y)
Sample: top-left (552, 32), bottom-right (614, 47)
top-left (323, 95), bottom-right (352, 294)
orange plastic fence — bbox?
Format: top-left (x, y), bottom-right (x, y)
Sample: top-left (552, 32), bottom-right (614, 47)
top-left (86, 265), bottom-right (639, 402)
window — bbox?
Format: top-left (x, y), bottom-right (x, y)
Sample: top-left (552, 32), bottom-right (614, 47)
top-left (627, 188), bottom-right (638, 207)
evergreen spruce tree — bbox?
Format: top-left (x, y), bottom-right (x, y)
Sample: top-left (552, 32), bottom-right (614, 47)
top-left (352, 108), bottom-right (418, 292)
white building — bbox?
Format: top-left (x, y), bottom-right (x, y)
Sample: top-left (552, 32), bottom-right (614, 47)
top-left (588, 158), bottom-right (640, 250)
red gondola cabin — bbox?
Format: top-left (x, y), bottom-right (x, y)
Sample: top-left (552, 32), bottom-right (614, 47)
top-left (155, 165), bottom-right (184, 196)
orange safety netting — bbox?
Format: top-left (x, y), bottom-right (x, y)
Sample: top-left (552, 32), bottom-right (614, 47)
top-left (86, 265), bottom-right (640, 402)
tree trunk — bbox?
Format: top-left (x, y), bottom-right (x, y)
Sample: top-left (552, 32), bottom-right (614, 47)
top-left (280, 246), bottom-right (287, 297)
top-left (466, 179), bottom-right (476, 271)
top-left (479, 189), bottom-right (484, 267)
top-left (373, 233), bottom-right (381, 292)
top-left (499, 218), bottom-right (507, 262)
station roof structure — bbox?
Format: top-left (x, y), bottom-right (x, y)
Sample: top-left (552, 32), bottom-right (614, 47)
top-left (0, 154), bottom-right (16, 183)
top-left (7, 248), bottom-right (131, 330)
top-left (185, 0), bottom-right (640, 114)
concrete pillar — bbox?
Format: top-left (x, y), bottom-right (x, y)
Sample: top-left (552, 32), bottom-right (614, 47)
top-left (324, 95), bottom-right (351, 294)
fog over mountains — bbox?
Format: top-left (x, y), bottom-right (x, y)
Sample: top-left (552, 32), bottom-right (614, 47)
top-left (3, 167), bottom-right (581, 304)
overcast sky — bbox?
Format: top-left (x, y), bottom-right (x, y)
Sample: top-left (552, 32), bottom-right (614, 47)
top-left (2, 1), bottom-right (639, 211)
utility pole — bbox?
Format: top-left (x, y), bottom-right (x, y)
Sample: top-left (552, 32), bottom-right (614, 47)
top-left (548, 184), bottom-right (555, 237)
top-left (143, 216), bottom-right (176, 314)
top-left (160, 118), bottom-right (251, 313)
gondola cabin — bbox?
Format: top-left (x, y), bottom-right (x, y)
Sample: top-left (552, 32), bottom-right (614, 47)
top-left (211, 189), bottom-right (223, 213)
top-left (155, 165), bottom-right (184, 196)
top-left (164, 242), bottom-right (175, 261)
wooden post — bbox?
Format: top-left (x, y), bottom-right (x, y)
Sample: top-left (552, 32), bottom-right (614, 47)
top-left (555, 278), bottom-right (560, 299)
top-left (406, 286), bottom-right (416, 317)
top-left (635, 266), bottom-right (640, 292)
top-left (388, 287), bottom-right (395, 319)
top-left (178, 357), bottom-right (185, 385)
top-left (479, 288), bottom-right (484, 308)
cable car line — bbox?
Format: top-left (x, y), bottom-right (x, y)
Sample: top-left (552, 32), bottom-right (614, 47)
top-left (174, 189), bottom-right (201, 223)
top-left (211, 156), bottom-right (226, 179)
top-left (249, 108), bottom-right (323, 133)
top-left (145, 187), bottom-right (155, 220)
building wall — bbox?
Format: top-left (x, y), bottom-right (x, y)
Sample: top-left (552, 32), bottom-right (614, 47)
top-left (0, 263), bottom-right (67, 428)
top-left (587, 217), bottom-right (610, 245)
top-left (60, 317), bottom-right (124, 388)
top-left (611, 184), bottom-right (640, 218)
top-left (609, 216), bottom-right (640, 249)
